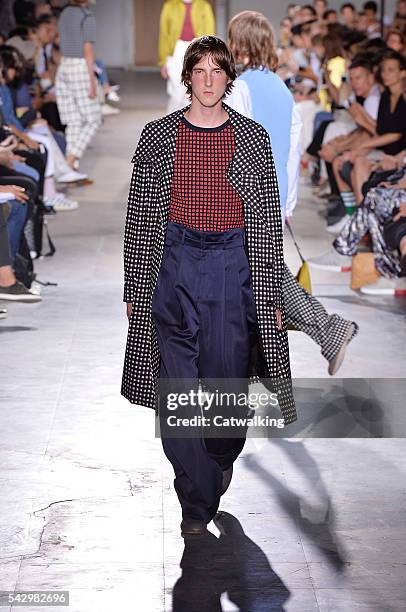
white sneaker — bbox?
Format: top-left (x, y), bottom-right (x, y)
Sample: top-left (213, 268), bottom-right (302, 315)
top-left (360, 276), bottom-right (397, 295)
top-left (326, 215), bottom-right (350, 235)
top-left (0, 307), bottom-right (7, 319)
top-left (106, 90), bottom-right (120, 103)
top-left (308, 249), bottom-right (352, 272)
top-left (57, 169), bottom-right (88, 183)
top-left (102, 104), bottom-right (120, 116)
top-left (29, 281), bottom-right (42, 296)
top-left (50, 193), bottom-right (79, 212)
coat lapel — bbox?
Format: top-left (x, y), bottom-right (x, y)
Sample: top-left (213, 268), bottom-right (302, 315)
top-left (224, 103), bottom-right (272, 233)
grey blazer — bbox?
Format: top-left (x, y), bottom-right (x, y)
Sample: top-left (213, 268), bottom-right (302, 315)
top-left (121, 102), bottom-right (297, 424)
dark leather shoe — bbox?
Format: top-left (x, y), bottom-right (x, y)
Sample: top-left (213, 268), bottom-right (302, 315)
top-left (221, 464), bottom-right (233, 495)
top-left (180, 518), bottom-right (207, 536)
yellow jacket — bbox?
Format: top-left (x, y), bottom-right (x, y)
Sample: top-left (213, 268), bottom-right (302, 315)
top-left (158, 0), bottom-right (216, 66)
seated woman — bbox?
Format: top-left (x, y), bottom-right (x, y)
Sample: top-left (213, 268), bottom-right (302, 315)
top-left (0, 46), bottom-right (87, 210)
top-left (309, 151), bottom-right (406, 295)
top-left (0, 194), bottom-right (41, 303)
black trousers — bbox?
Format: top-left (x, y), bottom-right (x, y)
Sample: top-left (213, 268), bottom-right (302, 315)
top-left (152, 222), bottom-right (258, 523)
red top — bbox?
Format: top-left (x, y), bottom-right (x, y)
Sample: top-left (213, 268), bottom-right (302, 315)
top-left (179, 2), bottom-right (196, 41)
top-left (168, 115), bottom-right (245, 232)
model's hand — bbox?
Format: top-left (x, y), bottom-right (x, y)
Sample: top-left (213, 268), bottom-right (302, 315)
top-left (275, 308), bottom-right (282, 330)
top-left (126, 302), bottom-right (133, 320)
top-left (160, 65), bottom-right (169, 80)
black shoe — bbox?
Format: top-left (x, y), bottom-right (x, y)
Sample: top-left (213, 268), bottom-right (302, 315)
top-left (180, 518), bottom-right (207, 537)
top-left (327, 201), bottom-right (346, 224)
top-left (221, 465), bottom-right (233, 496)
top-left (327, 195), bottom-right (344, 210)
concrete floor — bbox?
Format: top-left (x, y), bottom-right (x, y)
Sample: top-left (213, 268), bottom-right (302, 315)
top-left (1, 72), bottom-right (406, 611)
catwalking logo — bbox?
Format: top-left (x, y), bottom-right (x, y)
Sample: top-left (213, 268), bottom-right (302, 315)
top-left (163, 388), bottom-right (285, 429)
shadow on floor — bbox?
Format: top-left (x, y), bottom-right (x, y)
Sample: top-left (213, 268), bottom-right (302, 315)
top-left (243, 447), bottom-right (346, 572)
top-left (172, 512), bottom-right (290, 611)
top-left (0, 325), bottom-right (37, 333)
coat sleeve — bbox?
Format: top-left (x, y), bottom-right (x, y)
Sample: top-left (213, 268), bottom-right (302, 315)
top-left (261, 131), bottom-right (285, 312)
top-left (123, 126), bottom-right (156, 303)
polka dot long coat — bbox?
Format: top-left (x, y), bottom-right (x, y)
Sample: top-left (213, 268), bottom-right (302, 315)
top-left (121, 102), bottom-right (297, 425)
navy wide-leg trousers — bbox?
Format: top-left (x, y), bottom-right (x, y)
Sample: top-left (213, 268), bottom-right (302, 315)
top-left (151, 222), bottom-right (258, 523)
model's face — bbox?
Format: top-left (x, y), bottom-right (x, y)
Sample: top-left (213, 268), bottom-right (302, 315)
top-left (350, 66), bottom-right (374, 97)
top-left (381, 58), bottom-right (406, 87)
top-left (189, 54), bottom-right (230, 108)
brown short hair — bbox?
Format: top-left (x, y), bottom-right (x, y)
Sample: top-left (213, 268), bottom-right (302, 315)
top-left (181, 36), bottom-right (236, 100)
top-left (227, 11), bottom-right (278, 72)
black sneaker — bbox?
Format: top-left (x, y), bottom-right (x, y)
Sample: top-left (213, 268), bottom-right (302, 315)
top-left (328, 200), bottom-right (346, 223)
top-left (0, 281), bottom-right (42, 302)
top-left (327, 195), bottom-right (344, 210)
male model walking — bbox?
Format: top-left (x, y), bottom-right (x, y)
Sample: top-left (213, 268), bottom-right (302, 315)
top-left (226, 10), bottom-right (358, 374)
top-left (122, 36), bottom-right (296, 537)
top-left (158, 0), bottom-right (215, 113)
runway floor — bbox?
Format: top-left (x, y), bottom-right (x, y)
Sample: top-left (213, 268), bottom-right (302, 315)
top-left (1, 72), bottom-right (406, 611)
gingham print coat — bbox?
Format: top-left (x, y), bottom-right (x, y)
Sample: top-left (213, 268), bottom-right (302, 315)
top-left (121, 102), bottom-right (297, 424)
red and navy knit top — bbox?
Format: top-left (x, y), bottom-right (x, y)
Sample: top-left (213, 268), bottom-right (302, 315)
top-left (168, 114), bottom-right (245, 231)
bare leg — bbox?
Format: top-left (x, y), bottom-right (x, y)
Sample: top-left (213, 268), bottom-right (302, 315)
top-left (351, 155), bottom-right (373, 204)
top-left (0, 265), bottom-right (16, 287)
top-left (400, 235), bottom-right (406, 257)
top-left (333, 156), bottom-right (352, 191)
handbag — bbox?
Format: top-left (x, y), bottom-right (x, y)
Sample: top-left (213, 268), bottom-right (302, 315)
top-left (285, 221), bottom-right (312, 331)
top-left (286, 221), bottom-right (312, 294)
top-left (350, 252), bottom-right (380, 289)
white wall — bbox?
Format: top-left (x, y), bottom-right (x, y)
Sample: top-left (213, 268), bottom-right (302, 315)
top-left (92, 0), bottom-right (134, 68)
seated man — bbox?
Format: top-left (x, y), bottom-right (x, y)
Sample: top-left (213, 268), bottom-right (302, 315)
top-left (315, 54), bottom-right (381, 226)
top-left (328, 51), bottom-right (406, 232)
